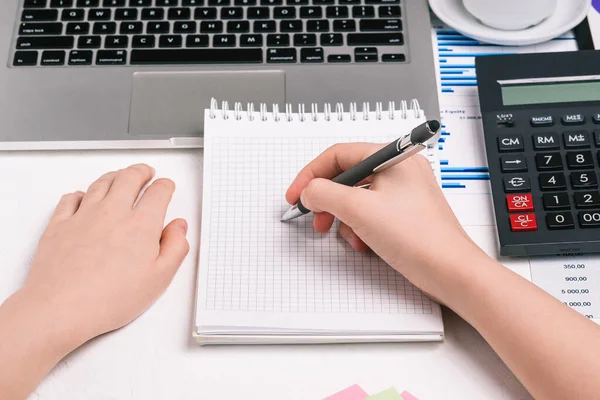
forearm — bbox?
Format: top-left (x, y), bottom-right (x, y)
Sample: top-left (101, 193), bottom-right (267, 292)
top-left (446, 252), bottom-right (600, 399)
top-left (0, 287), bottom-right (84, 400)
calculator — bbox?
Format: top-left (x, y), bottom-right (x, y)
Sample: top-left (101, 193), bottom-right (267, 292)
top-left (476, 50), bottom-right (600, 257)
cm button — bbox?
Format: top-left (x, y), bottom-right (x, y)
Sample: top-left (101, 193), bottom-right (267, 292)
top-left (497, 135), bottom-right (524, 152)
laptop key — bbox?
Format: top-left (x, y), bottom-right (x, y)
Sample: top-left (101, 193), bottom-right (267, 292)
top-left (300, 7), bottom-right (322, 18)
top-left (300, 47), bottom-right (323, 62)
top-left (320, 33), bottom-right (342, 45)
top-left (141, 9), bottom-right (165, 20)
top-left (62, 9), bottom-right (85, 21)
top-left (338, 0), bottom-right (360, 4)
top-left (41, 50), bottom-right (66, 65)
top-left (19, 23), bottom-right (64, 36)
top-left (68, 50), bottom-right (92, 65)
top-left (17, 36), bottom-right (74, 49)
top-left (13, 51), bottom-right (39, 66)
top-left (254, 20), bottom-right (276, 32)
top-left (22, 10), bottom-right (59, 22)
top-left (326, 6), bottom-right (348, 18)
top-left (360, 19), bottom-right (401, 31)
top-left (378, 5), bottom-right (400, 17)
top-left (221, 7), bottom-right (244, 19)
top-left (208, 0), bottom-right (230, 5)
top-left (159, 35), bottom-right (183, 47)
top-left (293, 33), bottom-right (316, 46)
top-left (382, 53), bottom-right (404, 62)
top-left (355, 46), bottom-right (377, 61)
top-left (156, 0), bottom-right (179, 5)
top-left (248, 7), bottom-right (270, 19)
top-left (182, 0), bottom-right (203, 4)
top-left (105, 35), bottom-right (128, 48)
top-left (115, 8), bottom-right (138, 20)
top-left (313, 0), bottom-right (334, 4)
top-left (261, 0), bottom-right (283, 4)
top-left (130, 49), bottom-right (263, 64)
top-left (352, 6), bottom-right (374, 18)
top-left (240, 33), bottom-right (262, 46)
top-left (168, 8), bottom-right (191, 19)
top-left (348, 32), bottom-right (402, 45)
top-left (274, 7), bottom-right (296, 18)
top-left (120, 21), bottom-right (143, 34)
top-left (93, 22), bottom-right (117, 34)
top-left (280, 20), bottom-right (302, 32)
top-left (78, 0), bottom-right (100, 5)
top-left (333, 19), bottom-right (355, 31)
top-left (66, 22), bottom-right (90, 34)
top-left (77, 35), bottom-right (101, 48)
top-left (327, 54), bottom-right (350, 62)
top-left (147, 22), bottom-right (170, 33)
top-left (50, 0), bottom-right (73, 7)
top-left (213, 34), bottom-right (236, 47)
top-left (24, 0), bottom-right (49, 8)
top-left (104, 0), bottom-right (126, 6)
top-left (306, 19), bottom-right (329, 31)
top-left (200, 21), bottom-right (223, 32)
top-left (227, 21), bottom-right (250, 32)
top-left (194, 8), bottom-right (217, 19)
top-left (132, 35), bottom-right (156, 47)
top-left (186, 34), bottom-right (209, 47)
top-left (287, 0), bottom-right (308, 4)
top-left (267, 34), bottom-right (290, 46)
top-left (174, 21), bottom-right (197, 33)
top-left (129, 0), bottom-right (151, 5)
top-left (88, 9), bottom-right (112, 20)
top-left (236, 0), bottom-right (257, 4)
top-left (96, 49), bottom-right (127, 65)
top-left (266, 47), bottom-right (296, 63)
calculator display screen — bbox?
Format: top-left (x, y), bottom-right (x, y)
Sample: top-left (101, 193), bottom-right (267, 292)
top-left (501, 80), bottom-right (600, 106)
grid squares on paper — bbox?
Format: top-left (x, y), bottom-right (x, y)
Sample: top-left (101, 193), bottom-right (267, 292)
top-left (204, 136), bottom-right (433, 315)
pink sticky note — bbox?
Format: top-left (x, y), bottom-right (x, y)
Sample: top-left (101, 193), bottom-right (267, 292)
top-left (325, 384), bottom-right (369, 400)
top-left (400, 391), bottom-right (419, 400)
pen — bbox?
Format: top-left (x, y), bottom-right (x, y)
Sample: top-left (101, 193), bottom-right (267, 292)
top-left (280, 119), bottom-right (441, 222)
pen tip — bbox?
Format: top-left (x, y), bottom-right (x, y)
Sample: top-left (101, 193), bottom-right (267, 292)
top-left (427, 120), bottom-right (441, 133)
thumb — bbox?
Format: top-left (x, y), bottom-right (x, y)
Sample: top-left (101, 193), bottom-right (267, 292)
top-left (300, 178), bottom-right (372, 226)
top-left (157, 218), bottom-right (190, 276)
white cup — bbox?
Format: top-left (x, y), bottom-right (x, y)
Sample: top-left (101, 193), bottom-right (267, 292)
top-left (463, 0), bottom-right (558, 31)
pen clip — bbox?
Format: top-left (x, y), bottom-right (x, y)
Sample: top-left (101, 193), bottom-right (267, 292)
top-left (372, 143), bottom-right (426, 173)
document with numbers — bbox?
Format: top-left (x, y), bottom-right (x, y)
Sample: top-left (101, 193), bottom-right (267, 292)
top-left (194, 100), bottom-right (443, 345)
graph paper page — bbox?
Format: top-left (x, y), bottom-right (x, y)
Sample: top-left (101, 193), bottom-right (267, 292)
top-left (196, 111), bottom-right (443, 335)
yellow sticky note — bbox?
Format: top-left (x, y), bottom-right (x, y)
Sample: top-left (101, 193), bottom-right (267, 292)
top-left (366, 387), bottom-right (403, 400)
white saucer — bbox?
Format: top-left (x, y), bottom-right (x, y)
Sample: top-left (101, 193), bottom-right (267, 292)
top-left (429, 0), bottom-right (591, 46)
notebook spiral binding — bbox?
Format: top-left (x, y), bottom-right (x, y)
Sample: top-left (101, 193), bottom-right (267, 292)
top-left (208, 98), bottom-right (423, 123)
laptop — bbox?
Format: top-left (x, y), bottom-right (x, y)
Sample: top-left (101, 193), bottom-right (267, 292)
top-left (0, 0), bottom-right (439, 150)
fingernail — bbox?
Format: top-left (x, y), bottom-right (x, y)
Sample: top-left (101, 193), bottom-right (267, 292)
top-left (74, 191), bottom-right (85, 196)
top-left (178, 219), bottom-right (188, 234)
top-left (150, 166), bottom-right (156, 176)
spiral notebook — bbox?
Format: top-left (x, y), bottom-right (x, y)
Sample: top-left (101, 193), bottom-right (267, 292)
top-left (194, 99), bottom-right (443, 345)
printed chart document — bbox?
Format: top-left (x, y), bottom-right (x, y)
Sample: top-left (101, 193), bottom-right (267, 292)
top-left (194, 101), bottom-right (443, 344)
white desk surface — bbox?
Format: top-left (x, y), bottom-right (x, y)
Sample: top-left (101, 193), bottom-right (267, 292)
top-left (0, 150), bottom-right (531, 400)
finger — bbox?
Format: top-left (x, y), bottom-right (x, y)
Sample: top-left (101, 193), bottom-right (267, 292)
top-left (339, 222), bottom-right (369, 252)
top-left (156, 219), bottom-right (190, 279)
top-left (300, 178), bottom-right (373, 228)
top-left (135, 178), bottom-right (176, 223)
top-left (49, 191), bottom-right (85, 225)
top-left (285, 142), bottom-right (384, 205)
top-left (80, 171), bottom-right (117, 207)
top-left (313, 212), bottom-right (335, 233)
top-left (105, 164), bottom-right (155, 208)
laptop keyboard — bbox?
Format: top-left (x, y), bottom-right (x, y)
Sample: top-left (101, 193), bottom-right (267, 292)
top-left (12, 0), bottom-right (406, 66)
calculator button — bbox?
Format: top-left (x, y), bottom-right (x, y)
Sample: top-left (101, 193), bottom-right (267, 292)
top-left (546, 212), bottom-right (574, 230)
top-left (509, 213), bottom-right (537, 231)
top-left (570, 171), bottom-right (598, 189)
top-left (593, 113), bottom-right (600, 124)
top-left (501, 155), bottom-right (527, 172)
top-left (539, 172), bottom-right (566, 190)
top-left (562, 113), bottom-right (586, 125)
top-left (496, 113), bottom-right (514, 126)
top-left (506, 194), bottom-right (533, 212)
top-left (574, 191), bottom-right (600, 209)
top-left (503, 175), bottom-right (530, 192)
top-left (530, 115), bottom-right (553, 127)
top-left (594, 130), bottom-right (600, 147)
top-left (566, 151), bottom-right (594, 169)
top-left (563, 131), bottom-right (590, 148)
top-left (578, 211), bottom-right (600, 228)
top-left (497, 135), bottom-right (523, 152)
top-left (535, 153), bottom-right (563, 171)
top-left (542, 192), bottom-right (570, 210)
top-left (532, 133), bottom-right (559, 150)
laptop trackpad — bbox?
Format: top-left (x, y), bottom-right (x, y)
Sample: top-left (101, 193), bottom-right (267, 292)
top-left (128, 71), bottom-right (286, 137)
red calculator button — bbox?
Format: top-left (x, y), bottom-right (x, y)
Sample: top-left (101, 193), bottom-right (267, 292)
top-left (506, 194), bottom-right (534, 212)
top-left (510, 213), bottom-right (538, 231)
